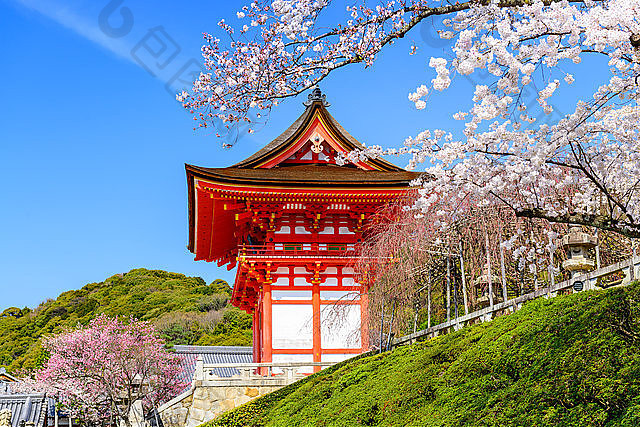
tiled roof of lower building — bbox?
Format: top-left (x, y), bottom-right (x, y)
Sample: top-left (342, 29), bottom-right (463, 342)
top-left (172, 345), bottom-right (253, 384)
top-left (0, 394), bottom-right (48, 427)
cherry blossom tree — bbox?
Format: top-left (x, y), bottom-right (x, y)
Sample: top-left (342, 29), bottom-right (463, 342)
top-left (32, 315), bottom-right (184, 427)
top-left (356, 198), bottom-right (634, 343)
top-left (179, 0), bottom-right (640, 239)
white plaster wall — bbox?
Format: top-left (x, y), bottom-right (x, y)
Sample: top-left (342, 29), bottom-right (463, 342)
top-left (320, 304), bottom-right (361, 349)
top-left (272, 304), bottom-right (313, 348)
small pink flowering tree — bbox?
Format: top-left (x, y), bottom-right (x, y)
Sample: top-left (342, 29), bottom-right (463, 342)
top-left (35, 315), bottom-right (184, 427)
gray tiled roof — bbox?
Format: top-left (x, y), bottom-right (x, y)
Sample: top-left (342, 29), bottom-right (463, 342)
top-left (172, 345), bottom-right (253, 383)
top-left (0, 382), bottom-right (12, 395)
top-left (0, 394), bottom-right (47, 427)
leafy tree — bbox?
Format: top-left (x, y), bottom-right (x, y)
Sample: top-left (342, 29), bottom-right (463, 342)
top-left (0, 269), bottom-right (251, 372)
top-left (1, 307), bottom-right (23, 319)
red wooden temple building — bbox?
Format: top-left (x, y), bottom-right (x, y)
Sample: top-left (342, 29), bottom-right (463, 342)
top-left (186, 88), bottom-right (419, 369)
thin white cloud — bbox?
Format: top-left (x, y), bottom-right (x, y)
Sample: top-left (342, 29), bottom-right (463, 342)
top-left (13, 0), bottom-right (136, 64)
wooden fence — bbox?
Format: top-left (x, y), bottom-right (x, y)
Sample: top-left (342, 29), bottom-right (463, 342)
top-left (392, 255), bottom-right (640, 347)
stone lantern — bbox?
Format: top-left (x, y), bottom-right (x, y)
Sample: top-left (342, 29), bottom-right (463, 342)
top-left (0, 409), bottom-right (11, 427)
top-left (474, 273), bottom-right (501, 307)
top-left (561, 226), bottom-right (597, 280)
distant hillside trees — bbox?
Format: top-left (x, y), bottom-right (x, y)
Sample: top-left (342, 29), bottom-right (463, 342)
top-left (0, 269), bottom-right (251, 373)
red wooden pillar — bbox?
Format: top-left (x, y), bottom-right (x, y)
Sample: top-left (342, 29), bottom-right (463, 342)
top-left (252, 307), bottom-right (260, 363)
top-left (312, 281), bottom-right (321, 372)
top-left (262, 284), bottom-right (272, 363)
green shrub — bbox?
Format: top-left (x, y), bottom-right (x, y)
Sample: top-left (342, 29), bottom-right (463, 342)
top-left (197, 294), bottom-right (229, 312)
top-left (207, 282), bottom-right (640, 427)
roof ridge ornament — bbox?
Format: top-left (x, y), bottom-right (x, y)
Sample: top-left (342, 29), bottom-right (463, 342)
top-left (303, 86), bottom-right (331, 107)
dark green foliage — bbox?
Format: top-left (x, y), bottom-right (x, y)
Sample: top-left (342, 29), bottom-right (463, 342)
top-left (197, 294), bottom-right (230, 312)
top-left (1, 307), bottom-right (23, 319)
top-left (0, 269), bottom-right (251, 372)
top-left (208, 283), bottom-right (640, 427)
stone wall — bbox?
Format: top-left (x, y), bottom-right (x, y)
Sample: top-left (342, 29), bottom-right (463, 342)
top-left (159, 384), bottom-right (280, 427)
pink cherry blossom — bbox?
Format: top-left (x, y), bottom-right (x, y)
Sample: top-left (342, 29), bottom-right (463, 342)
top-left (30, 315), bottom-right (184, 427)
top-left (179, 0), bottom-right (640, 240)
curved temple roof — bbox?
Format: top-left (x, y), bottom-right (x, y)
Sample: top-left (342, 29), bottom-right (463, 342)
top-left (232, 87), bottom-right (405, 171)
top-left (186, 164), bottom-right (419, 187)
top-left (185, 88), bottom-right (422, 255)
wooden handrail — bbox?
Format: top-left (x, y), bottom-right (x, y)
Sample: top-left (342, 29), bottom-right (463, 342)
top-left (392, 255), bottom-right (640, 347)
top-left (203, 362), bottom-right (336, 368)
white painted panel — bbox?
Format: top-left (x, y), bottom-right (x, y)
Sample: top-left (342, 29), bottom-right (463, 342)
top-left (319, 226), bottom-right (335, 235)
top-left (338, 227), bottom-right (354, 235)
top-left (294, 267), bottom-right (308, 274)
top-left (301, 150), bottom-right (313, 160)
top-left (272, 354), bottom-right (314, 362)
top-left (276, 267), bottom-right (290, 274)
top-left (295, 226), bottom-right (311, 235)
top-left (323, 277), bottom-right (338, 286)
top-left (272, 290), bottom-right (312, 300)
top-left (293, 277), bottom-right (309, 286)
top-left (342, 267), bottom-right (355, 275)
top-left (320, 304), bottom-right (361, 349)
top-left (274, 277), bottom-right (290, 286)
top-left (324, 267), bottom-right (338, 275)
top-left (320, 290), bottom-right (359, 301)
top-left (272, 305), bottom-right (313, 349)
top-left (342, 277), bottom-right (355, 286)
top-left (275, 226), bottom-right (291, 235)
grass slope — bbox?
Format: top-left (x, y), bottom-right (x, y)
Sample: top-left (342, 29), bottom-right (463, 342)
top-left (0, 268), bottom-right (251, 372)
top-left (209, 283), bottom-right (640, 427)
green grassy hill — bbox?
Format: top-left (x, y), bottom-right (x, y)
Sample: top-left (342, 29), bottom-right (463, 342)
top-left (209, 283), bottom-right (640, 427)
top-left (0, 268), bottom-right (251, 372)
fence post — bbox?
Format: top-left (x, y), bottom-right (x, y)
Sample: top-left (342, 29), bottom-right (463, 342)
top-left (379, 299), bottom-right (385, 353)
top-left (447, 255), bottom-right (454, 323)
top-left (194, 356), bottom-right (204, 385)
top-left (631, 242), bottom-right (637, 282)
top-left (459, 241), bottom-right (469, 315)
top-left (595, 230), bottom-right (601, 269)
top-left (427, 271), bottom-right (432, 328)
top-left (500, 245), bottom-right (508, 303)
top-left (485, 232), bottom-right (494, 308)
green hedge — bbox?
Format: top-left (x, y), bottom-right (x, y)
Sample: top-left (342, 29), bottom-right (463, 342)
top-left (206, 283), bottom-right (640, 427)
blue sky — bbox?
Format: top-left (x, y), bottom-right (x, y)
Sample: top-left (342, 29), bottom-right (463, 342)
top-left (0, 0), bottom-right (606, 311)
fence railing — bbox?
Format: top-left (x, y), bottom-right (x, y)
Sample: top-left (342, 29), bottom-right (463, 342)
top-left (392, 255), bottom-right (640, 347)
top-left (193, 359), bottom-right (337, 386)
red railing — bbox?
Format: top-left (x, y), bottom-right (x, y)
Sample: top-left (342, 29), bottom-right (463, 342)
top-left (238, 243), bottom-right (357, 259)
